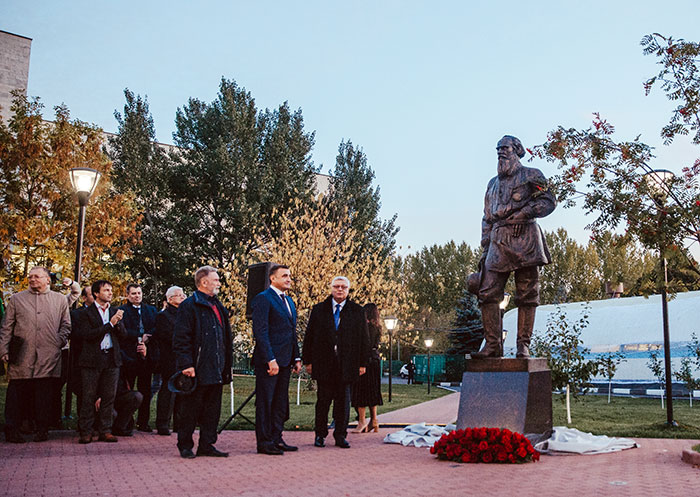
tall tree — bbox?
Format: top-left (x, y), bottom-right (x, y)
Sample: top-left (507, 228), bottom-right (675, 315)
top-left (403, 240), bottom-right (479, 319)
top-left (447, 290), bottom-right (484, 355)
top-left (218, 196), bottom-right (414, 353)
top-left (539, 228), bottom-right (601, 304)
top-left (531, 34), bottom-right (700, 286)
top-left (326, 140), bottom-right (399, 258)
top-left (168, 78), bottom-right (318, 268)
top-left (0, 92), bottom-right (141, 292)
top-left (108, 89), bottom-right (183, 300)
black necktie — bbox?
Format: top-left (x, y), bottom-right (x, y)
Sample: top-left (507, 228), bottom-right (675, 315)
top-left (281, 293), bottom-right (291, 316)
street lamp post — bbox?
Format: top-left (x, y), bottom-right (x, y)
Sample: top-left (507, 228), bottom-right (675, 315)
top-left (643, 168), bottom-right (676, 427)
top-left (424, 338), bottom-right (434, 394)
top-left (69, 168), bottom-right (101, 286)
top-left (383, 316), bottom-right (398, 403)
top-left (66, 167), bottom-right (101, 417)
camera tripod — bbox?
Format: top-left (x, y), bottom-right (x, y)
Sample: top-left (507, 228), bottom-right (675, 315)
top-left (218, 388), bottom-right (256, 433)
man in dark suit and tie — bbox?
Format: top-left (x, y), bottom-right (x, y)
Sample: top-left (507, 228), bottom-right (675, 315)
top-left (303, 276), bottom-right (370, 449)
top-left (118, 283), bottom-right (158, 432)
top-left (74, 280), bottom-right (127, 444)
top-left (251, 264), bottom-right (301, 455)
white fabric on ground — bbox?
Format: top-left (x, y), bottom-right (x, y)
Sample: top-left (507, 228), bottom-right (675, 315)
top-left (534, 426), bottom-right (638, 455)
top-left (384, 423), bottom-right (638, 455)
top-left (383, 423), bottom-right (455, 447)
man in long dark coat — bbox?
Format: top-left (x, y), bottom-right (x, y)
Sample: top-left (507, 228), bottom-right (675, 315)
top-left (303, 276), bottom-right (370, 449)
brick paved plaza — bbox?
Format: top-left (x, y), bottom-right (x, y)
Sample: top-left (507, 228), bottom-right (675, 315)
top-left (1, 425), bottom-right (698, 497)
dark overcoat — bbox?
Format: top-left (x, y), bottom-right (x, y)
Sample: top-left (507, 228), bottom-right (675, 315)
top-left (172, 291), bottom-right (232, 386)
top-left (302, 296), bottom-right (370, 383)
top-left (154, 304), bottom-right (178, 377)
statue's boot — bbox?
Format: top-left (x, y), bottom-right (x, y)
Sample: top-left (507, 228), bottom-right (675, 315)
top-left (516, 305), bottom-right (537, 358)
top-left (471, 303), bottom-right (502, 359)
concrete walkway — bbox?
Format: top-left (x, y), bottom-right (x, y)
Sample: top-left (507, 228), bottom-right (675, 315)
top-left (376, 390), bottom-right (460, 426)
top-left (1, 428), bottom-right (698, 497)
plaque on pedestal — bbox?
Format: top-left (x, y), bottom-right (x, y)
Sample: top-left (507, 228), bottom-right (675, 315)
top-left (456, 358), bottom-right (552, 435)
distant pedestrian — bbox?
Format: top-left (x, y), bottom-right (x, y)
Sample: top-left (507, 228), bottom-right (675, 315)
top-left (0, 267), bottom-right (72, 443)
top-left (407, 361), bottom-right (416, 385)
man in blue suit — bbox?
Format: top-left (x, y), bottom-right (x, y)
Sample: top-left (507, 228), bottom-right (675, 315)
top-left (251, 264), bottom-right (301, 455)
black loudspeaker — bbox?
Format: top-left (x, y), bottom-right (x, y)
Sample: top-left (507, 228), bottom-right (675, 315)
top-left (246, 262), bottom-right (274, 319)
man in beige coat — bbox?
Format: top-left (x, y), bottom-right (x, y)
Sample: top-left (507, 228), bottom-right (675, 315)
top-left (0, 267), bottom-right (71, 443)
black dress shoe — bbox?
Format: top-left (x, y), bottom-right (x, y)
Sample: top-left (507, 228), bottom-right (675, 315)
top-left (112, 428), bottom-right (133, 437)
top-left (5, 429), bottom-right (26, 444)
top-left (314, 436), bottom-right (325, 447)
top-left (275, 440), bottom-right (298, 452)
top-left (157, 428), bottom-right (171, 436)
top-left (137, 424), bottom-right (153, 433)
top-left (335, 438), bottom-right (350, 448)
top-left (33, 431), bottom-right (49, 442)
top-left (257, 444), bottom-right (284, 455)
top-left (197, 447), bottom-right (229, 457)
top-left (180, 448), bottom-right (196, 459)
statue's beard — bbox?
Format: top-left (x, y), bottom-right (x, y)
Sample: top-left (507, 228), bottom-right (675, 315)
top-left (497, 156), bottom-right (520, 177)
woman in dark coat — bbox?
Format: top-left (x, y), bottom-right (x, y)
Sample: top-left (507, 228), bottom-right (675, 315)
top-left (351, 303), bottom-right (383, 432)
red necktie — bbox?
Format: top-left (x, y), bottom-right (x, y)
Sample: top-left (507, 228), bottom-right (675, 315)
top-left (211, 303), bottom-right (223, 326)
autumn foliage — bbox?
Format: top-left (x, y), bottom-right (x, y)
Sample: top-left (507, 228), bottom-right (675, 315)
top-left (0, 92), bottom-right (141, 293)
top-left (217, 196), bottom-right (415, 355)
top-left (531, 33), bottom-right (700, 281)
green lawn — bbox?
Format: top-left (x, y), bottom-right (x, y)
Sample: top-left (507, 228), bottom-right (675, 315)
top-left (552, 394), bottom-right (700, 439)
top-left (5, 376), bottom-right (700, 439)
top-left (0, 375), bottom-right (449, 432)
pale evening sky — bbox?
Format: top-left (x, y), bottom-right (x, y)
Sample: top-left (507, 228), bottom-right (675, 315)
top-left (2, 0), bottom-right (699, 254)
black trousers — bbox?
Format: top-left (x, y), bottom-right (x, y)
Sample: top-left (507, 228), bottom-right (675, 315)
top-left (50, 349), bottom-right (70, 426)
top-left (155, 368), bottom-right (176, 431)
top-left (315, 376), bottom-right (351, 441)
top-left (4, 378), bottom-right (53, 434)
top-left (254, 365), bottom-right (291, 448)
top-left (123, 361), bottom-right (153, 427)
top-left (177, 383), bottom-right (222, 452)
top-left (113, 391), bottom-right (143, 433)
top-left (78, 353), bottom-right (119, 436)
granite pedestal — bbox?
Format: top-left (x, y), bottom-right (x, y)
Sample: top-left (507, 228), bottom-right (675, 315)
top-left (457, 358), bottom-right (552, 435)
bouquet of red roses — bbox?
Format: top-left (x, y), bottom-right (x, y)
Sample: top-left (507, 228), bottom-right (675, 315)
top-left (430, 427), bottom-right (540, 463)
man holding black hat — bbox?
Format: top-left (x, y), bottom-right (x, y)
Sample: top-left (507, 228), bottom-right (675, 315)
top-left (173, 266), bottom-right (232, 459)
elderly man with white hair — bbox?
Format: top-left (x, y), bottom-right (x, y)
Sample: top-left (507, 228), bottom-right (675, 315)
top-left (153, 285), bottom-right (186, 436)
top-left (303, 276), bottom-right (370, 449)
